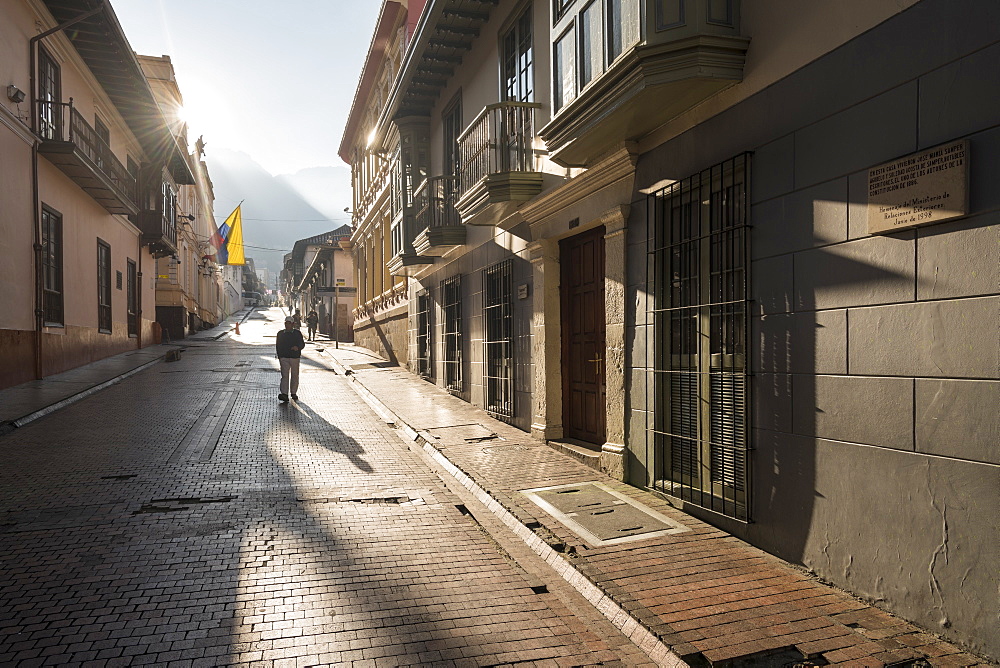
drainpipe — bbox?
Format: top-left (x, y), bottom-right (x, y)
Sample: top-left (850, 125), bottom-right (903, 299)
top-left (28, 3), bottom-right (107, 378)
top-left (137, 235), bottom-right (143, 350)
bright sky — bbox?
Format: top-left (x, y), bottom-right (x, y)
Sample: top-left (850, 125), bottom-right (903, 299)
top-left (113, 0), bottom-right (381, 177)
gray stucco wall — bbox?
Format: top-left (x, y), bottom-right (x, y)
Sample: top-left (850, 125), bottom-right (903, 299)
top-left (626, 0), bottom-right (1000, 658)
top-left (412, 226), bottom-right (534, 432)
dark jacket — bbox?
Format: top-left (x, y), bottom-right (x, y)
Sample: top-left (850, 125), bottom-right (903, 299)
top-left (276, 328), bottom-right (305, 358)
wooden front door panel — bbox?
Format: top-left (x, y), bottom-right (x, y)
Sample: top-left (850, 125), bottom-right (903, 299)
top-left (561, 226), bottom-right (606, 444)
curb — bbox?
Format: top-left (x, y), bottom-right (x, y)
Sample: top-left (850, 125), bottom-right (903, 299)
top-left (327, 352), bottom-right (687, 668)
top-left (0, 351), bottom-right (175, 437)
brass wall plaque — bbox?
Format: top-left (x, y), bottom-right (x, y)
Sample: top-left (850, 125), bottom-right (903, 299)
top-left (867, 140), bottom-right (968, 234)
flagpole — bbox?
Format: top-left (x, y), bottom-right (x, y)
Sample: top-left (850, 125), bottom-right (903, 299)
top-left (334, 247), bottom-right (340, 350)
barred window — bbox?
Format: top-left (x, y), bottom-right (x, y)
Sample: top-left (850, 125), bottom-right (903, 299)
top-left (441, 275), bottom-right (463, 392)
top-left (415, 290), bottom-right (432, 379)
top-left (647, 154), bottom-right (751, 521)
top-left (483, 261), bottom-right (513, 420)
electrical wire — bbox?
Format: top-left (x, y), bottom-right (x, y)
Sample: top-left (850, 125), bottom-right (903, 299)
top-left (213, 216), bottom-right (353, 222)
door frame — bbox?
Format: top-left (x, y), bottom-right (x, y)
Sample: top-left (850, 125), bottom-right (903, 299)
top-left (559, 225), bottom-right (607, 446)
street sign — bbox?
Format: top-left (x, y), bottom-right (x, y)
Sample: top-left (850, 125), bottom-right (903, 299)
top-left (317, 286), bottom-right (356, 294)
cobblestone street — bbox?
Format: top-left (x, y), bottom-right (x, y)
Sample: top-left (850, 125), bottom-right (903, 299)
top-left (0, 310), bottom-right (652, 667)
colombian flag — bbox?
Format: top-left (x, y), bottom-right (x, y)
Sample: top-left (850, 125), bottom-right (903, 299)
top-left (208, 205), bottom-right (245, 265)
top-left (224, 206), bottom-right (245, 265)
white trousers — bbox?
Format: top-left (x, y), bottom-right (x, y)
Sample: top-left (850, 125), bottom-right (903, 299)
top-left (279, 357), bottom-right (300, 395)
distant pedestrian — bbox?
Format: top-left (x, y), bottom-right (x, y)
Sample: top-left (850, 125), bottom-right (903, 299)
top-left (306, 309), bottom-right (319, 341)
top-left (292, 309), bottom-right (302, 330)
top-left (276, 316), bottom-right (305, 403)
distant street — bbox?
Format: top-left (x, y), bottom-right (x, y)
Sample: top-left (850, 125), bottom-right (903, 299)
top-left (0, 308), bottom-right (651, 667)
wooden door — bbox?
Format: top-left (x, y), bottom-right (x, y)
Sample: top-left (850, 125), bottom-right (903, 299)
top-left (561, 226), bottom-right (606, 444)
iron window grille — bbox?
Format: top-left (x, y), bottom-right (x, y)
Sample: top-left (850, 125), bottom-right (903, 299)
top-left (647, 153), bottom-right (751, 521)
top-left (483, 260), bottom-right (514, 420)
top-left (127, 259), bottom-right (138, 337)
top-left (415, 290), bottom-right (433, 379)
top-left (97, 239), bottom-right (112, 334)
top-left (441, 275), bottom-right (463, 392)
top-left (41, 206), bottom-right (63, 326)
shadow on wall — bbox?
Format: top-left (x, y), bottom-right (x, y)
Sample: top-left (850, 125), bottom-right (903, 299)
top-left (369, 315), bottom-right (399, 365)
top-left (750, 221), bottom-right (915, 566)
top-left (747, 197), bottom-right (1000, 655)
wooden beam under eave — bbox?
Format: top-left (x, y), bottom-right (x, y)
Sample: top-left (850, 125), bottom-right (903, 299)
top-left (427, 38), bottom-right (473, 51)
top-left (434, 24), bottom-right (479, 38)
top-left (424, 53), bottom-right (463, 65)
top-left (440, 8), bottom-right (489, 21)
top-left (412, 75), bottom-right (448, 87)
top-left (415, 64), bottom-right (454, 77)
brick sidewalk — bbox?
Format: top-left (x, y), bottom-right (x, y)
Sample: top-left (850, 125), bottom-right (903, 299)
top-left (323, 345), bottom-right (991, 668)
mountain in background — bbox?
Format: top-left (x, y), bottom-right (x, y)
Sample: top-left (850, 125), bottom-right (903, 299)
top-left (204, 148), bottom-right (353, 273)
top-left (275, 164), bottom-right (353, 222)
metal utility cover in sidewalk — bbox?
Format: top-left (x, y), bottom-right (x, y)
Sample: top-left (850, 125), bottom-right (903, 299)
top-left (520, 482), bottom-right (689, 546)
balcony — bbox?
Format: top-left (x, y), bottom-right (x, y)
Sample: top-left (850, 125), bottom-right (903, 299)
top-left (540, 0), bottom-right (750, 167)
top-left (412, 176), bottom-right (466, 257)
top-left (36, 99), bottom-right (139, 216)
top-left (386, 213), bottom-right (433, 277)
top-left (385, 149), bottom-right (433, 276)
top-left (455, 102), bottom-right (543, 226)
top-left (136, 209), bottom-right (178, 258)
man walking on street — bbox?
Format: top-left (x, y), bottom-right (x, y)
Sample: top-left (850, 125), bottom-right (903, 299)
top-left (306, 309), bottom-right (319, 342)
top-left (276, 316), bottom-right (305, 402)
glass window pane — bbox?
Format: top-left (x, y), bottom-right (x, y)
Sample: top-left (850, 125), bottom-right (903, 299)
top-left (609, 0), bottom-right (640, 62)
top-left (554, 30), bottom-right (576, 110)
top-left (580, 2), bottom-right (603, 88)
top-left (502, 9), bottom-right (533, 102)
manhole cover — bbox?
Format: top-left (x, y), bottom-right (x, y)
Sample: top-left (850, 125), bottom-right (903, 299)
top-left (520, 482), bottom-right (689, 546)
top-left (350, 362), bottom-right (398, 370)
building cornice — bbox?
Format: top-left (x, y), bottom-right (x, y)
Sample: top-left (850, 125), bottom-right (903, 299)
top-left (0, 103), bottom-right (37, 146)
top-left (338, 0), bottom-right (407, 163)
top-left (521, 143), bottom-right (638, 228)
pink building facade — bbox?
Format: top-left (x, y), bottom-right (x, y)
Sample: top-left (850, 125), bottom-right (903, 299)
top-left (0, 0), bottom-right (193, 388)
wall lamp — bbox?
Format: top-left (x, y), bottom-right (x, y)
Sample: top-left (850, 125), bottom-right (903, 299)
top-left (7, 85), bottom-right (26, 104)
top-left (178, 214), bottom-right (196, 222)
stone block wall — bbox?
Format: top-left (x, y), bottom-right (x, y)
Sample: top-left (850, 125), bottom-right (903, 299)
top-left (627, 0), bottom-right (1000, 658)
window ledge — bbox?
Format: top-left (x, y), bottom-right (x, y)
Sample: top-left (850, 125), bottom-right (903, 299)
top-left (540, 33), bottom-right (750, 168)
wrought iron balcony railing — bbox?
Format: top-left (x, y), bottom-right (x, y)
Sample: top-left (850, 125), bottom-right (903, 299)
top-left (414, 176), bottom-right (461, 231)
top-left (36, 98), bottom-right (138, 211)
top-left (457, 101), bottom-right (542, 195)
top-left (137, 208), bottom-right (178, 256)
